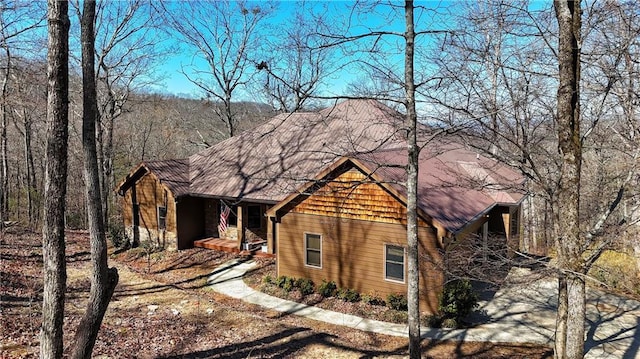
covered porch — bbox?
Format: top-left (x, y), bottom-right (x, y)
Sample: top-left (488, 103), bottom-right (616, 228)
top-left (177, 196), bottom-right (276, 254)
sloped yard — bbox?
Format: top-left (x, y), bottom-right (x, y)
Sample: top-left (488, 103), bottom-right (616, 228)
top-left (1, 228), bottom-right (553, 358)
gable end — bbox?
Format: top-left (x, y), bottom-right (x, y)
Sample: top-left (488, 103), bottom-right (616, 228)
top-left (291, 168), bottom-right (427, 226)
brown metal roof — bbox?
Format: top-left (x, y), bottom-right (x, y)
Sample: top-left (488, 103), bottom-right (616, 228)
top-left (144, 159), bottom-right (191, 197)
top-left (352, 144), bottom-right (525, 233)
top-left (187, 99), bottom-right (407, 202)
top-left (119, 99), bottom-right (525, 234)
top-left (118, 159), bottom-right (190, 198)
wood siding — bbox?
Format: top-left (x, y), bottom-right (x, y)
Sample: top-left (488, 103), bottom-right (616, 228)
top-left (291, 168), bottom-right (428, 226)
top-left (121, 172), bottom-right (177, 249)
top-left (277, 171), bottom-right (444, 313)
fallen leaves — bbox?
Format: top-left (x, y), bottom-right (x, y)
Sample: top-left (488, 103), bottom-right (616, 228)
top-left (1, 228), bottom-right (552, 358)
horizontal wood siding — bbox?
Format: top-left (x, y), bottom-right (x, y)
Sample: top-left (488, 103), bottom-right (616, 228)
top-left (121, 172), bottom-right (177, 249)
top-left (277, 212), bottom-right (443, 313)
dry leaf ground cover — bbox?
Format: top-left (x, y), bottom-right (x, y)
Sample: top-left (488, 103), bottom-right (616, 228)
top-left (1, 228), bottom-right (553, 358)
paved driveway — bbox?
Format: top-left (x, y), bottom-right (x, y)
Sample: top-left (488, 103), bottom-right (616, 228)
top-left (470, 267), bottom-right (640, 359)
top-left (209, 260), bottom-right (640, 358)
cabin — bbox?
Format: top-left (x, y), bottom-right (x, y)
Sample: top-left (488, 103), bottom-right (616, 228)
top-left (117, 99), bottom-right (524, 310)
top-left (117, 99), bottom-right (408, 251)
top-left (266, 146), bottom-right (523, 313)
top-left (117, 158), bottom-right (270, 251)
top-left (117, 159), bottom-right (189, 250)
top-left (117, 98), bottom-right (523, 255)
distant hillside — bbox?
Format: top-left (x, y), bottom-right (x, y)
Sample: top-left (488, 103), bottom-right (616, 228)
top-left (113, 94), bottom-right (276, 180)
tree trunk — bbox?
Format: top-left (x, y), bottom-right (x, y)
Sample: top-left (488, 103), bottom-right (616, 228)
top-left (100, 95), bottom-right (116, 228)
top-left (71, 1), bottom-right (119, 357)
top-left (224, 92), bottom-right (235, 138)
top-left (565, 274), bottom-right (586, 358)
top-left (404, 1), bottom-right (421, 358)
top-left (633, 239), bottom-right (640, 279)
top-left (0, 46), bottom-right (10, 229)
top-left (40, 1), bottom-right (70, 357)
top-left (23, 112), bottom-right (37, 225)
top-left (554, 1), bottom-right (584, 358)
top-left (555, 274), bottom-right (568, 359)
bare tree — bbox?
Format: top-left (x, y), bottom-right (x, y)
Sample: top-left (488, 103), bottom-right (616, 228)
top-left (166, 0), bottom-right (274, 140)
top-left (92, 0), bottom-right (165, 228)
top-left (71, 1), bottom-right (119, 357)
top-left (66, 0), bottom-right (166, 228)
top-left (10, 59), bottom-right (47, 226)
top-left (553, 2), bottom-right (583, 357)
top-left (255, 2), bottom-right (335, 112)
top-left (40, 0), bottom-right (69, 357)
top-left (427, 1), bottom-right (640, 357)
top-left (0, 1), bottom-right (45, 228)
top-left (552, 2), bottom-right (640, 356)
top-left (424, 0), bottom-right (560, 255)
top-left (403, 3), bottom-right (421, 356)
top-left (579, 1), bottom-right (640, 272)
top-left (314, 2), bottom-right (450, 356)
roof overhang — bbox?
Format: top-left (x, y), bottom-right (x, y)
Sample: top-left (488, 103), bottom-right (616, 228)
top-left (265, 156), bottom-right (435, 226)
top-left (116, 164), bottom-right (149, 196)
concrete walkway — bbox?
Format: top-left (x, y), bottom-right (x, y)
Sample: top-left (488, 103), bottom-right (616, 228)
top-left (207, 259), bottom-right (640, 359)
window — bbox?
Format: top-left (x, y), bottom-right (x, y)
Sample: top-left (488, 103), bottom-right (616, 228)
top-left (385, 245), bottom-right (405, 282)
top-left (157, 206), bottom-right (167, 230)
top-left (247, 205), bottom-right (262, 229)
top-left (305, 233), bottom-right (322, 268)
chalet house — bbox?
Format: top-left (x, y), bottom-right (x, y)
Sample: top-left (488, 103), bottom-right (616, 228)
top-left (117, 99), bottom-right (524, 312)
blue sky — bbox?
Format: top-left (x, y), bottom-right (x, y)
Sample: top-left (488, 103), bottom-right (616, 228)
top-left (151, 0), bottom-right (458, 98)
top-left (4, 0), bottom-right (552, 100)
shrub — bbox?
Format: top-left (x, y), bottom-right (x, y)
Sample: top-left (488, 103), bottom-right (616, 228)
top-left (383, 310), bottom-right (408, 323)
top-left (438, 279), bottom-right (479, 322)
top-left (361, 293), bottom-right (385, 306)
top-left (275, 275), bottom-right (295, 292)
top-left (589, 250), bottom-right (640, 295)
top-left (281, 277), bottom-right (295, 292)
top-left (423, 314), bottom-right (443, 328)
top-left (295, 278), bottom-right (315, 296)
top-left (336, 287), bottom-right (360, 302)
top-left (386, 293), bottom-right (408, 311)
top-left (262, 275), bottom-right (273, 284)
top-left (318, 280), bottom-right (337, 297)
top-left (441, 318), bottom-right (458, 329)
top-left (107, 222), bottom-right (126, 248)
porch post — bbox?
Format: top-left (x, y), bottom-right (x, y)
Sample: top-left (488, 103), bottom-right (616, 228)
top-left (266, 217), bottom-right (274, 254)
top-left (237, 204), bottom-right (244, 250)
top-left (502, 212), bottom-right (515, 258)
top-left (482, 221), bottom-right (488, 262)
top-left (502, 213), bottom-right (510, 243)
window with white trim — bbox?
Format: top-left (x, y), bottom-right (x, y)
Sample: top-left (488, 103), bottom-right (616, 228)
top-left (157, 206), bottom-right (167, 230)
top-left (385, 244), bottom-right (405, 282)
top-left (305, 233), bottom-right (322, 268)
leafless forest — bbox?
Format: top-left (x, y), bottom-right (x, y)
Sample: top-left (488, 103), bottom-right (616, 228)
top-left (1, 1), bottom-right (639, 358)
